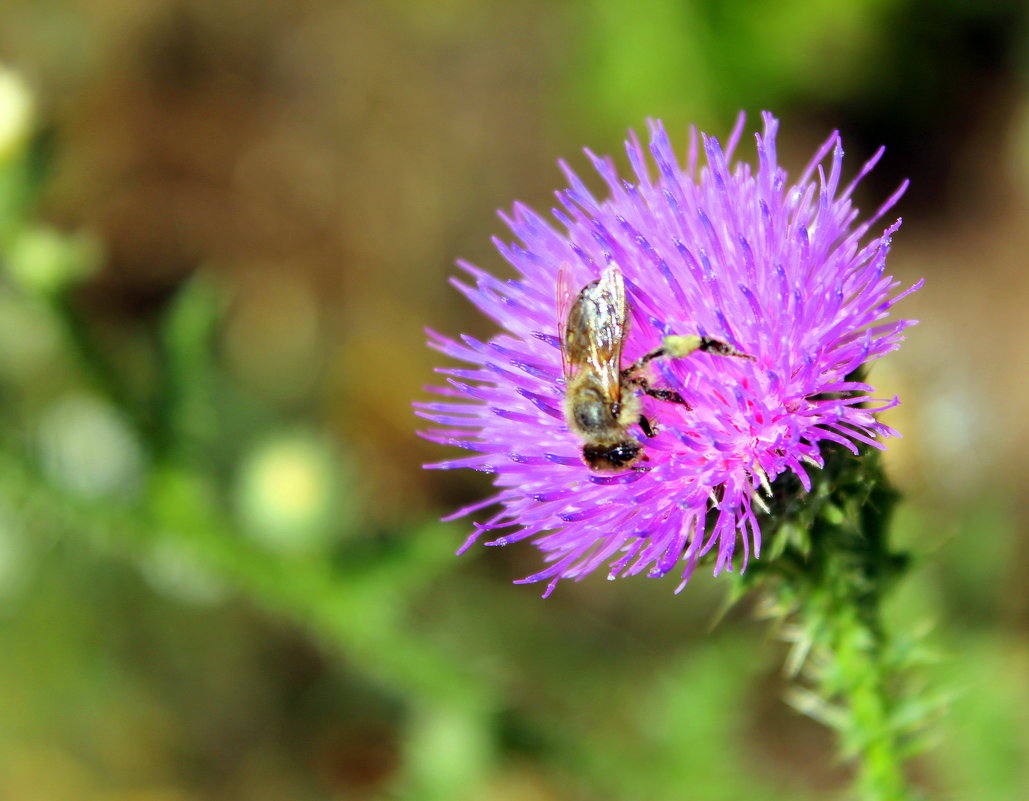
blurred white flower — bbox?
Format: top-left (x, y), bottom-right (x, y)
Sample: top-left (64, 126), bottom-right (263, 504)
top-left (0, 67), bottom-right (33, 165)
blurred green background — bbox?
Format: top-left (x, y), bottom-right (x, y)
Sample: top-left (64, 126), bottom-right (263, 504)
top-left (0, 1), bottom-right (1027, 799)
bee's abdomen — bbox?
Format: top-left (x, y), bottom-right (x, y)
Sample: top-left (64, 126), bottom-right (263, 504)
top-left (572, 396), bottom-right (614, 433)
top-left (582, 439), bottom-right (641, 471)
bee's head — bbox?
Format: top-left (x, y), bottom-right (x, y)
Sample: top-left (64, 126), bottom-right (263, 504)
top-left (582, 439), bottom-right (642, 472)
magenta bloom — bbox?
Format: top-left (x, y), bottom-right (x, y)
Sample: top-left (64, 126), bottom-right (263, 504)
top-left (417, 113), bottom-right (920, 596)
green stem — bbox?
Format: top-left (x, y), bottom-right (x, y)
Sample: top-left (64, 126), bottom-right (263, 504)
top-left (745, 446), bottom-right (920, 801)
top-left (805, 583), bottom-right (913, 801)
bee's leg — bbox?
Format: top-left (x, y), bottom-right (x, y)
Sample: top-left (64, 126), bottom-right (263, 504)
top-left (621, 335), bottom-right (752, 378)
top-left (644, 387), bottom-right (688, 405)
top-left (626, 374), bottom-right (691, 408)
top-left (681, 335), bottom-right (753, 360)
top-left (621, 346), bottom-right (674, 377)
top-left (638, 414), bottom-right (657, 438)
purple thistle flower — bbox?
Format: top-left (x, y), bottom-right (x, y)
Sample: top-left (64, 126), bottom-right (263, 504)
top-left (417, 112), bottom-right (921, 597)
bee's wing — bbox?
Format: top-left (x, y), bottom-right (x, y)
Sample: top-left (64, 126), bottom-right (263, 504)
top-left (556, 262), bottom-right (577, 378)
top-left (561, 263), bottom-right (627, 401)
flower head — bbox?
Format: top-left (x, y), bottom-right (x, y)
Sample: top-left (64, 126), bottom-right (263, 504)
top-left (417, 112), bottom-right (921, 596)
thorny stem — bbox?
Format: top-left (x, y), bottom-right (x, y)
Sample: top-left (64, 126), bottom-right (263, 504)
top-left (740, 443), bottom-right (920, 801)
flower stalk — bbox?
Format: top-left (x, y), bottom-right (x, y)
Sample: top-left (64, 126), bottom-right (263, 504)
top-left (742, 441), bottom-right (921, 801)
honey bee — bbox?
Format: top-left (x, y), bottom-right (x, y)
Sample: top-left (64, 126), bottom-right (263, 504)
top-left (559, 262), bottom-right (750, 473)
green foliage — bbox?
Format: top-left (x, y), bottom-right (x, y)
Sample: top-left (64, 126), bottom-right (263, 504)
top-left (564, 0), bottom-right (899, 132)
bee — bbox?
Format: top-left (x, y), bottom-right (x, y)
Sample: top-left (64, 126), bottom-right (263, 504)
top-left (559, 262), bottom-right (751, 473)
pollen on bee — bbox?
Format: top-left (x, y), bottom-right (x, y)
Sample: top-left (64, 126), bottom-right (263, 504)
top-left (661, 334), bottom-right (703, 358)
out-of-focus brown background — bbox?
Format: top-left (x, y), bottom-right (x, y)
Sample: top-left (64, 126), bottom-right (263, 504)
top-left (0, 1), bottom-right (1027, 799)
